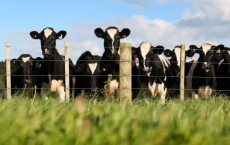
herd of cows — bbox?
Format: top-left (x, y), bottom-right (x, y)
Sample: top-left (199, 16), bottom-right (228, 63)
top-left (8, 26), bottom-right (230, 102)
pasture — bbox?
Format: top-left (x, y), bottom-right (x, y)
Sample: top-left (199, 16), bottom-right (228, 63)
top-left (0, 97), bottom-right (229, 145)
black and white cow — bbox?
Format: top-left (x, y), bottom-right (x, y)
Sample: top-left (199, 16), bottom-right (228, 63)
top-left (131, 46), bottom-right (142, 99)
top-left (30, 27), bottom-right (75, 101)
top-left (10, 54), bottom-right (42, 97)
top-left (186, 43), bottom-right (217, 99)
top-left (163, 46), bottom-right (197, 98)
top-left (213, 44), bottom-right (230, 95)
top-left (136, 42), bottom-right (152, 89)
top-left (137, 42), bottom-right (172, 103)
top-left (75, 51), bottom-right (101, 96)
top-left (94, 26), bottom-right (130, 97)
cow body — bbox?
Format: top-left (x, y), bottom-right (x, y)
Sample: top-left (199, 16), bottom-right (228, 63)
top-left (75, 51), bottom-right (101, 96)
top-left (137, 42), bottom-right (172, 103)
top-left (186, 43), bottom-right (217, 99)
top-left (94, 26), bottom-right (130, 97)
top-left (214, 45), bottom-right (230, 95)
top-left (30, 27), bottom-right (75, 101)
top-left (163, 46), bottom-right (196, 98)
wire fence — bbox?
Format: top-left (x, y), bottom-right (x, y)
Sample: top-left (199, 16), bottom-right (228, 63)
top-left (1, 42), bottom-right (230, 101)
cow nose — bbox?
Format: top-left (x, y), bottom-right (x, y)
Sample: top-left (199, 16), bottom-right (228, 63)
top-left (203, 62), bottom-right (211, 72)
top-left (44, 48), bottom-right (50, 55)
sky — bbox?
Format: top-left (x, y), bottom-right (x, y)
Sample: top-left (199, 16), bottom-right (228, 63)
top-left (1, 0), bottom-right (230, 63)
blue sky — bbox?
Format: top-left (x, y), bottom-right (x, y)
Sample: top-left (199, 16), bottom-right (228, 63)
top-left (1, 0), bottom-right (230, 62)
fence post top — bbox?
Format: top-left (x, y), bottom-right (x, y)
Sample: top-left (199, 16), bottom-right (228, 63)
top-left (120, 42), bottom-right (132, 47)
top-left (64, 42), bottom-right (70, 47)
top-left (6, 42), bottom-right (10, 47)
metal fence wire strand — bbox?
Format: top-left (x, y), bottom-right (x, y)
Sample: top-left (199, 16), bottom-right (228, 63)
top-left (3, 43), bottom-right (230, 99)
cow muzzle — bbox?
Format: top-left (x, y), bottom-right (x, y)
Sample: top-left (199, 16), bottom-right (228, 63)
top-left (202, 62), bottom-right (211, 72)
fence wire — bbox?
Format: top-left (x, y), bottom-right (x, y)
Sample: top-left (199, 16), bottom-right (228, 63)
top-left (2, 44), bottom-right (230, 98)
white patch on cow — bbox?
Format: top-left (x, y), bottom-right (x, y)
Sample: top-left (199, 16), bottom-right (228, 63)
top-left (107, 28), bottom-right (118, 53)
top-left (202, 43), bottom-right (212, 55)
top-left (205, 86), bottom-right (212, 98)
top-left (198, 85), bottom-right (212, 99)
top-left (148, 82), bottom-right (166, 104)
top-left (140, 42), bottom-right (151, 71)
top-left (51, 80), bottom-right (65, 102)
top-left (158, 55), bottom-right (170, 68)
top-left (88, 63), bottom-right (97, 74)
top-left (158, 55), bottom-right (170, 81)
top-left (22, 57), bottom-right (30, 63)
top-left (185, 59), bottom-right (198, 96)
top-left (218, 59), bottom-right (224, 70)
top-left (174, 47), bottom-right (181, 67)
top-left (44, 28), bottom-right (53, 38)
top-left (109, 79), bottom-right (119, 94)
top-left (58, 35), bottom-right (63, 40)
top-left (135, 58), bottom-right (140, 68)
top-left (194, 94), bottom-right (199, 100)
top-left (228, 51), bottom-right (230, 55)
top-left (44, 49), bottom-right (49, 54)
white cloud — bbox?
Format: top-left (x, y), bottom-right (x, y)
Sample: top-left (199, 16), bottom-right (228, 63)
top-left (1, 0), bottom-right (230, 62)
top-left (115, 0), bottom-right (151, 6)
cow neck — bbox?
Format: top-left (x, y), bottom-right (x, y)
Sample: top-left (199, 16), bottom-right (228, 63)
top-left (45, 48), bottom-right (65, 80)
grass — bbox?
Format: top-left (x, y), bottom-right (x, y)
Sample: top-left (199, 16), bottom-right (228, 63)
top-left (0, 97), bottom-right (229, 145)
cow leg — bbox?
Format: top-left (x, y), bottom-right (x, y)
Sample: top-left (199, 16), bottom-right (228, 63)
top-left (57, 85), bottom-right (65, 102)
top-left (51, 80), bottom-right (65, 102)
top-left (109, 79), bottom-right (119, 96)
top-left (41, 82), bottom-right (49, 100)
top-left (159, 83), bottom-right (166, 104)
top-left (148, 82), bottom-right (157, 97)
top-left (204, 86), bottom-right (212, 99)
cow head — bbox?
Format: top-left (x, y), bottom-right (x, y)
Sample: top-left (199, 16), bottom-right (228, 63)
top-left (94, 26), bottom-right (130, 55)
top-left (214, 44), bottom-right (230, 73)
top-left (189, 43), bottom-right (216, 72)
top-left (15, 54), bottom-right (34, 85)
top-left (138, 42), bottom-right (154, 72)
top-left (163, 46), bottom-right (182, 76)
top-left (131, 46), bottom-right (140, 68)
top-left (30, 27), bottom-right (67, 58)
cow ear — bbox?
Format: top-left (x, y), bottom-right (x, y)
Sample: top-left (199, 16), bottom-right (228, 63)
top-left (30, 31), bottom-right (40, 39)
top-left (189, 45), bottom-right (199, 52)
top-left (56, 31), bottom-right (67, 40)
top-left (153, 45), bottom-right (164, 55)
top-left (186, 49), bottom-right (196, 57)
top-left (120, 28), bottom-right (130, 39)
top-left (94, 28), bottom-right (105, 38)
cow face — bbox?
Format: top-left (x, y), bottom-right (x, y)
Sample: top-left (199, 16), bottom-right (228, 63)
top-left (94, 26), bottom-right (130, 55)
top-left (17, 54), bottom-right (34, 84)
top-left (144, 46), bottom-right (167, 73)
top-left (138, 42), bottom-right (153, 72)
top-left (189, 44), bottom-right (216, 72)
top-left (214, 45), bottom-right (230, 73)
top-left (30, 27), bottom-right (67, 58)
top-left (131, 46), bottom-right (140, 68)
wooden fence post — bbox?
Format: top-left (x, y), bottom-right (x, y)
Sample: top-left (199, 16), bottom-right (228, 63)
top-left (65, 42), bottom-right (70, 101)
top-left (119, 42), bottom-right (132, 102)
top-left (180, 44), bottom-right (186, 101)
top-left (6, 42), bottom-right (11, 100)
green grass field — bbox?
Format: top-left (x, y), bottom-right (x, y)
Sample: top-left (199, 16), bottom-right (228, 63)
top-left (0, 97), bottom-right (229, 145)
